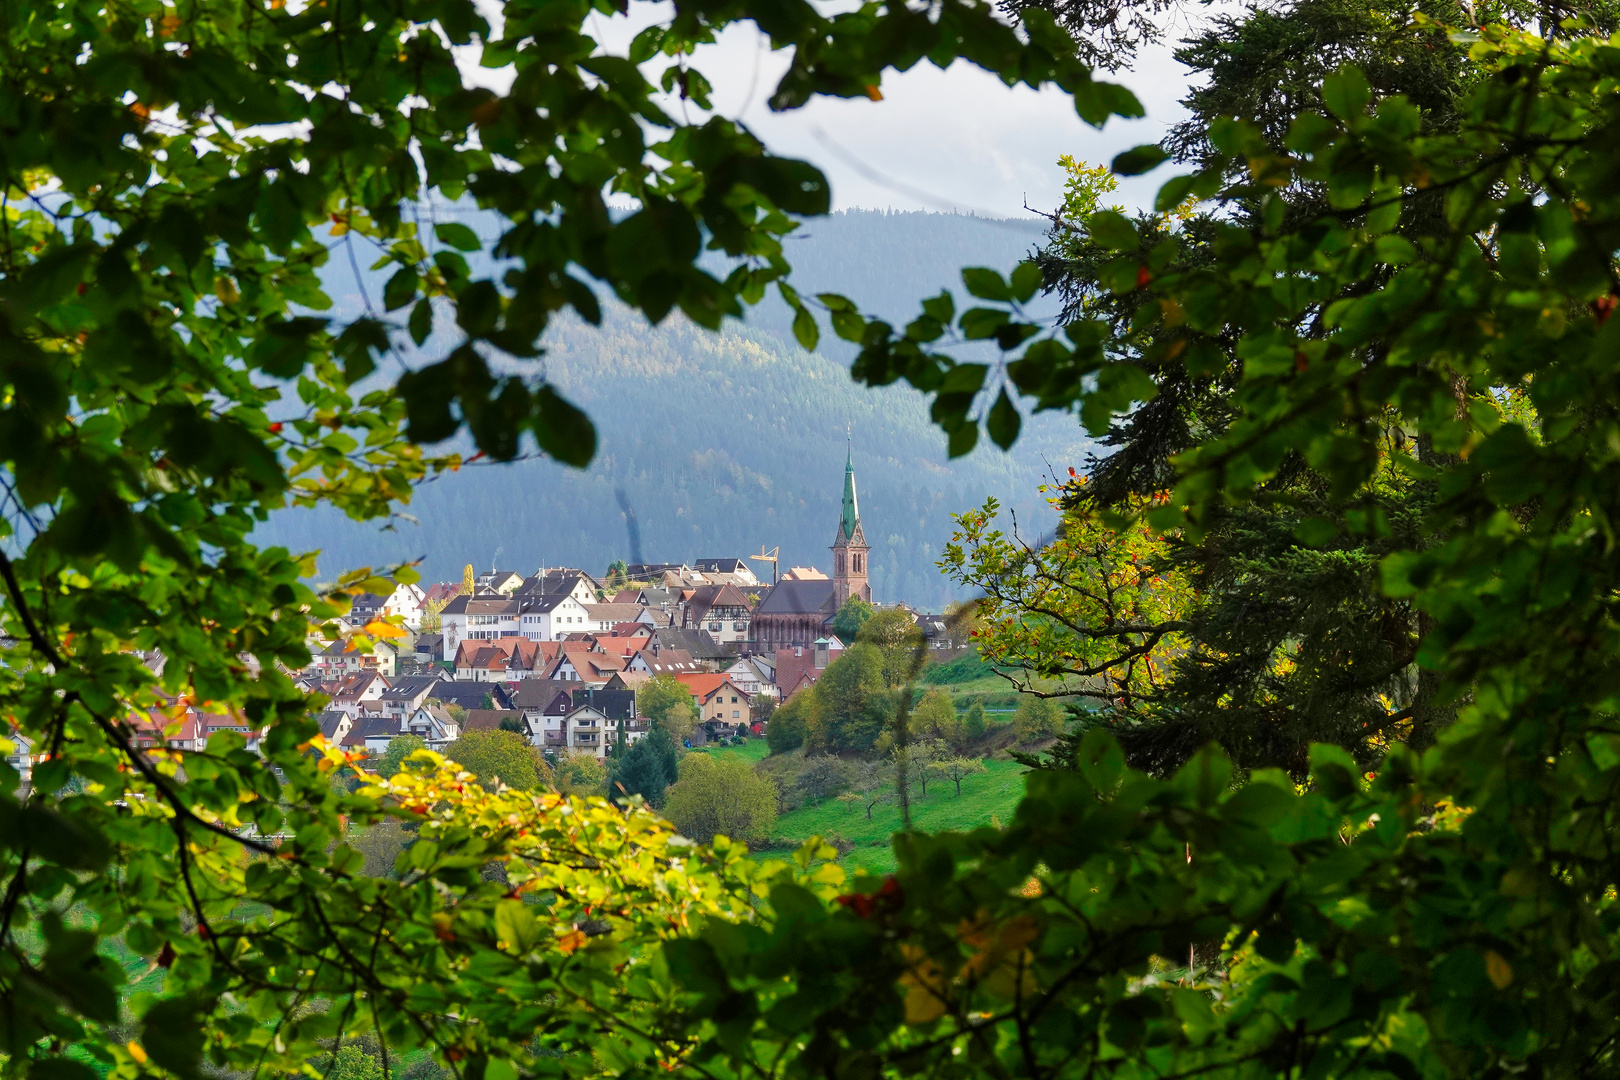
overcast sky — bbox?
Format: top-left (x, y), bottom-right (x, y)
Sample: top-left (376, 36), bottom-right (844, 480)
top-left (682, 23), bottom-right (1201, 217)
top-left (463, 2), bottom-right (1214, 220)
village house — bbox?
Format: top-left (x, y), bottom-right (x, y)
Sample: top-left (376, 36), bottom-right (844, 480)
top-left (722, 655), bottom-right (778, 700)
top-left (682, 583), bottom-right (753, 644)
top-left (775, 637), bottom-right (844, 699)
top-left (402, 703), bottom-right (460, 748)
top-left (378, 675), bottom-right (442, 718)
top-left (675, 673), bottom-right (753, 734)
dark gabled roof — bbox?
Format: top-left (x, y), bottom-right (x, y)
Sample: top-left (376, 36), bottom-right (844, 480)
top-left (515, 569), bottom-right (598, 598)
top-left (461, 709), bottom-right (519, 733)
top-left (652, 627), bottom-right (729, 660)
top-left (571, 687), bottom-right (636, 721)
top-left (428, 681), bottom-right (512, 710)
top-left (509, 678), bottom-right (577, 712)
top-left (380, 675), bottom-right (441, 702)
top-left (344, 713), bottom-right (400, 746)
top-left (440, 594), bottom-right (518, 616)
top-left (316, 710), bottom-right (350, 740)
top-left (756, 579), bottom-right (837, 617)
top-left (695, 558), bottom-right (747, 575)
top-left (517, 591), bottom-right (579, 614)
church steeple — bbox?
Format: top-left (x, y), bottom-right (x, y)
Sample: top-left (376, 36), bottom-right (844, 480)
top-left (839, 440), bottom-right (861, 542)
top-left (831, 441), bottom-right (871, 608)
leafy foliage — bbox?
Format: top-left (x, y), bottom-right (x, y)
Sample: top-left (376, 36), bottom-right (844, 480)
top-left (941, 487), bottom-right (1192, 713)
top-left (661, 755), bottom-right (779, 845)
top-left (830, 595), bottom-right (876, 643)
top-left (766, 692), bottom-right (814, 755)
top-left (608, 727), bottom-right (680, 808)
top-left (639, 674), bottom-right (700, 742)
top-left (378, 735), bottom-right (428, 779)
top-left (442, 730), bottom-right (546, 792)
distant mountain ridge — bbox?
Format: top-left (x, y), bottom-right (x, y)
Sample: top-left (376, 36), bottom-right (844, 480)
top-left (254, 209), bottom-right (1091, 609)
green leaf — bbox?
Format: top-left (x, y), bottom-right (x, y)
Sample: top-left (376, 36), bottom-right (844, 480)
top-left (960, 307), bottom-right (1009, 340)
top-left (1321, 66), bottom-right (1370, 121)
top-left (495, 900), bottom-right (541, 954)
top-left (142, 998), bottom-right (207, 1080)
top-left (1087, 211), bottom-right (1139, 251)
top-left (30, 1060), bottom-right (96, 1080)
top-left (792, 305), bottom-right (819, 350)
top-left (921, 290), bottom-right (956, 323)
top-left (409, 298), bottom-right (434, 346)
top-left (986, 387), bottom-right (1021, 449)
top-left (962, 267), bottom-right (1011, 301)
top-left (947, 422), bottom-right (978, 458)
top-left (534, 385), bottom-right (597, 467)
top-left (383, 267), bottom-right (419, 312)
top-left (435, 222), bottom-right (482, 251)
top-left (1010, 260), bottom-right (1043, 303)
top-left (1111, 144), bottom-right (1169, 176)
top-left (1293, 517), bottom-right (1338, 547)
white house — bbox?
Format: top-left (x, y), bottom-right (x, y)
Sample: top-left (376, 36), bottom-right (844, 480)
top-left (516, 592), bottom-right (595, 642)
top-left (381, 582), bottom-right (428, 630)
top-left (439, 593), bottom-right (520, 660)
top-left (403, 704), bottom-right (461, 749)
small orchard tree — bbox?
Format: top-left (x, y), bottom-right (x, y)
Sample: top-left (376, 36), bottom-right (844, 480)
top-left (911, 688), bottom-right (962, 747)
top-left (838, 759), bottom-right (895, 820)
top-left (928, 756), bottom-right (987, 797)
top-left (898, 738), bottom-right (947, 799)
top-left (795, 756), bottom-right (852, 803)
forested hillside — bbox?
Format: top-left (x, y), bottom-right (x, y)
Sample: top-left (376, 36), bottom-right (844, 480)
top-left (256, 210), bottom-right (1085, 607)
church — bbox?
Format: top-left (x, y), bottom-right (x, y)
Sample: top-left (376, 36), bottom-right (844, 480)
top-left (748, 448), bottom-right (871, 650)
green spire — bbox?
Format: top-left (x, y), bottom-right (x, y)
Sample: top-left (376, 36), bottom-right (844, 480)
top-left (840, 441), bottom-right (860, 540)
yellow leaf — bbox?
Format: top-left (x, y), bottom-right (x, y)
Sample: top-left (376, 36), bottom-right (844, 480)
top-left (556, 929), bottom-right (588, 954)
top-left (159, 13), bottom-right (181, 35)
top-left (363, 618), bottom-right (407, 640)
top-left (864, 85), bottom-right (883, 101)
top-left (1486, 950), bottom-right (1513, 989)
top-left (214, 277), bottom-right (239, 304)
top-left (127, 1042), bottom-right (148, 1064)
top-left (898, 944), bottom-right (948, 1025)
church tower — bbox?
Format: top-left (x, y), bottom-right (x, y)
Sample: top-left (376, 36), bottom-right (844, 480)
top-left (830, 444), bottom-right (871, 608)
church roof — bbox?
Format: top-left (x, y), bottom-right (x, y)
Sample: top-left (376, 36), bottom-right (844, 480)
top-left (756, 578), bottom-right (837, 617)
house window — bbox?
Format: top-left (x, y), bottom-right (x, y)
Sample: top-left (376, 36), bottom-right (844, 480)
top-left (732, 710), bottom-right (739, 718)
top-left (709, 622), bottom-right (721, 632)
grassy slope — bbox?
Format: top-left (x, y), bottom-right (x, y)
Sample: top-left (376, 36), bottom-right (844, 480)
top-left (767, 757), bottom-right (1029, 876)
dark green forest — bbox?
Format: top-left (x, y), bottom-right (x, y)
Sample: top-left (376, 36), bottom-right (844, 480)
top-left (257, 210), bottom-right (1086, 606)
